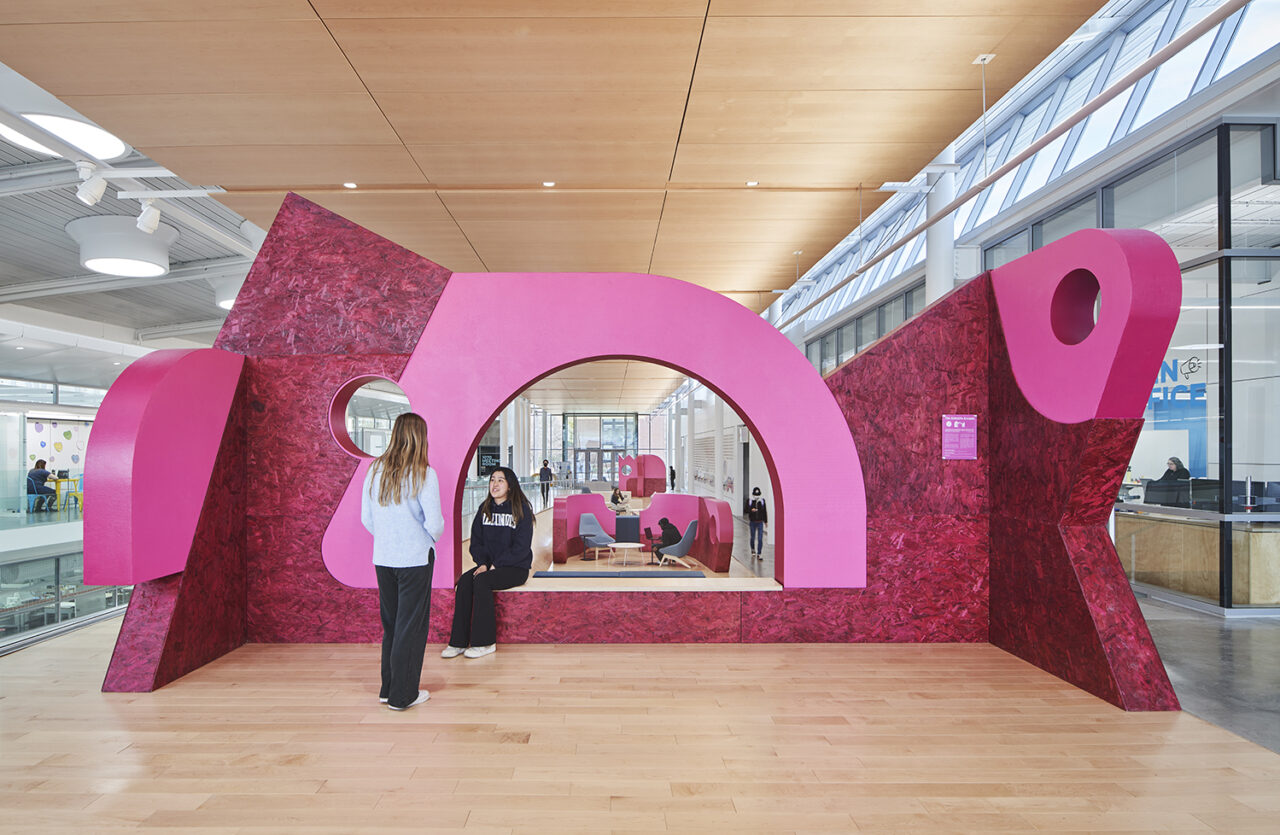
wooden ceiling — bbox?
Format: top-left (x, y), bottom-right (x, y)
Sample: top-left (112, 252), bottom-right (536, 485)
top-left (522, 360), bottom-right (686, 412)
top-left (0, 1), bottom-right (1102, 409)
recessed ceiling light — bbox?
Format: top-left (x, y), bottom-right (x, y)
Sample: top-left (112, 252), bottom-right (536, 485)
top-left (13, 114), bottom-right (129, 160)
top-left (343, 182), bottom-right (358, 189)
top-left (746, 181), bottom-right (759, 187)
top-left (0, 124), bottom-right (58, 156)
top-left (15, 346), bottom-right (24, 351)
top-left (84, 257), bottom-right (167, 277)
top-left (542, 181), bottom-right (556, 187)
top-left (112, 361), bottom-right (121, 366)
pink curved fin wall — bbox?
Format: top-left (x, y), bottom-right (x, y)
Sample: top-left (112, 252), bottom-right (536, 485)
top-left (85, 348), bottom-right (244, 585)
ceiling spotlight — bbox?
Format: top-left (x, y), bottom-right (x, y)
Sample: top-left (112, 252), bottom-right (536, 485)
top-left (136, 199), bottom-right (161, 234)
top-left (972, 53), bottom-right (996, 65)
top-left (542, 181), bottom-right (556, 187)
top-left (342, 182), bottom-right (358, 189)
top-left (746, 181), bottom-right (759, 187)
top-left (208, 276), bottom-right (244, 310)
top-left (76, 171), bottom-right (108, 206)
top-left (15, 346), bottom-right (24, 351)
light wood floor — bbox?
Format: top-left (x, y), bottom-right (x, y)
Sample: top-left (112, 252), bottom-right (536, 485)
top-left (2, 620), bottom-right (1279, 832)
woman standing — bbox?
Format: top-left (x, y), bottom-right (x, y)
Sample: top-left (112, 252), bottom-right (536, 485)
top-left (443, 466), bottom-right (533, 659)
top-left (360, 412), bottom-right (443, 711)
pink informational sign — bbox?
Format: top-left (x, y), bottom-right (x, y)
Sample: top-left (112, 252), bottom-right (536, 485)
top-left (942, 414), bottom-right (978, 460)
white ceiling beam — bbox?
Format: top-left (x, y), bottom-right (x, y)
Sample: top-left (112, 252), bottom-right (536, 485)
top-left (136, 319), bottom-right (226, 341)
top-left (0, 256), bottom-right (252, 303)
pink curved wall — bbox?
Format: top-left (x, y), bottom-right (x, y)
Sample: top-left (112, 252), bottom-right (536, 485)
top-left (84, 348), bottom-right (244, 585)
top-left (323, 272), bottom-right (866, 590)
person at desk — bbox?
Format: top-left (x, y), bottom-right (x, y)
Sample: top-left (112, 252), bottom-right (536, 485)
top-left (1156, 457), bottom-right (1191, 482)
top-left (444, 466), bottom-right (532, 660)
top-left (609, 487), bottom-right (630, 513)
top-left (26, 459), bottom-right (56, 512)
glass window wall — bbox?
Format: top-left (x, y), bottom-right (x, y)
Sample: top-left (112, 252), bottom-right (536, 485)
top-left (0, 552), bottom-right (132, 649)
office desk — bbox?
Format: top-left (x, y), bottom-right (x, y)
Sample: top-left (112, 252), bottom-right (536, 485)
top-left (51, 477), bottom-right (78, 510)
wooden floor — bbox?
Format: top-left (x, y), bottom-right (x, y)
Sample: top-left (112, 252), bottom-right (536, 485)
top-left (2, 620), bottom-right (1279, 833)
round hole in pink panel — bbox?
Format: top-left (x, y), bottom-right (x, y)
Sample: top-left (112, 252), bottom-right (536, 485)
top-left (329, 375), bottom-right (412, 459)
top-left (1050, 268), bottom-right (1101, 346)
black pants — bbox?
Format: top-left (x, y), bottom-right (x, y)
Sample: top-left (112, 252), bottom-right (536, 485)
top-left (449, 566), bottom-right (529, 648)
top-left (30, 486), bottom-right (55, 511)
top-left (376, 559), bottom-right (433, 708)
top-left (540, 481), bottom-right (550, 505)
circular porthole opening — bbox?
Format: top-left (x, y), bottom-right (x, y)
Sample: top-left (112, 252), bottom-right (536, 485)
top-left (1050, 268), bottom-right (1101, 346)
top-left (329, 376), bottom-right (412, 458)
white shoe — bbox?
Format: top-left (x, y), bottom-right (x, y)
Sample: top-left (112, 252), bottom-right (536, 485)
top-left (378, 696), bottom-right (389, 703)
top-left (387, 690), bottom-right (430, 710)
top-left (441, 645), bottom-right (465, 658)
top-left (463, 644), bottom-right (496, 659)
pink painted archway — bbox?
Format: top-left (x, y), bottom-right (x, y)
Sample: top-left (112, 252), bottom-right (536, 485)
top-left (322, 272), bottom-right (866, 590)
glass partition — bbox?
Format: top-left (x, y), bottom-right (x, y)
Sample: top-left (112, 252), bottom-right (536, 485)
top-left (1104, 132), bottom-right (1218, 262)
top-left (0, 552), bottom-right (132, 649)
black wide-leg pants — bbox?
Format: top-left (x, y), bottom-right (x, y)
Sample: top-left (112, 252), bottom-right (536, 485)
top-left (376, 559), bottom-right (434, 708)
top-left (449, 566), bottom-right (529, 648)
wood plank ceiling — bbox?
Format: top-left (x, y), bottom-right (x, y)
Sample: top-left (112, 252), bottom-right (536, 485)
top-left (0, 0), bottom-right (1102, 409)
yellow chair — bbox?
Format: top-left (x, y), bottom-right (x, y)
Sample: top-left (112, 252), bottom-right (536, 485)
top-left (66, 475), bottom-right (84, 513)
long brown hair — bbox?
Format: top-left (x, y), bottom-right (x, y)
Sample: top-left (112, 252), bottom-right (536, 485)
top-left (369, 412), bottom-right (430, 506)
top-left (479, 466), bottom-right (533, 527)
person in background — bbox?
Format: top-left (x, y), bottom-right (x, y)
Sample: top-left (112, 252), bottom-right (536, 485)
top-left (669, 465), bottom-right (676, 492)
top-left (360, 412), bottom-right (443, 712)
top-left (27, 459), bottom-right (56, 512)
top-left (1156, 456), bottom-right (1191, 482)
top-left (745, 487), bottom-right (769, 560)
top-left (609, 486), bottom-right (630, 513)
top-left (444, 466), bottom-right (533, 659)
top-left (538, 459), bottom-right (553, 507)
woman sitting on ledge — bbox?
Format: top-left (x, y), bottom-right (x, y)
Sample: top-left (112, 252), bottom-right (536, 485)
top-left (609, 487), bottom-right (630, 513)
top-left (443, 466), bottom-right (533, 660)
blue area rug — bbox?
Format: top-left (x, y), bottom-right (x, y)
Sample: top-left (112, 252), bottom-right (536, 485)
top-left (534, 571), bottom-right (704, 578)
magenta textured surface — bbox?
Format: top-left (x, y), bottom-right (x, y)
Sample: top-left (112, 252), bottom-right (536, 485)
top-left (987, 309), bottom-right (1178, 710)
top-left (102, 574), bottom-right (182, 692)
top-left (494, 592), bottom-right (741, 643)
top-left (215, 193), bottom-right (451, 357)
top-left (244, 354), bottom-right (406, 643)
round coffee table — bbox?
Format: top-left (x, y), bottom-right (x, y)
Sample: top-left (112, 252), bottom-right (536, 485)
top-left (608, 542), bottom-right (645, 567)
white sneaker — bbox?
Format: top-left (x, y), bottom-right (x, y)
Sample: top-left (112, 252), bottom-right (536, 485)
top-left (387, 690), bottom-right (429, 710)
top-left (441, 645), bottom-right (465, 659)
top-left (378, 696), bottom-right (389, 703)
top-left (463, 644), bottom-right (496, 659)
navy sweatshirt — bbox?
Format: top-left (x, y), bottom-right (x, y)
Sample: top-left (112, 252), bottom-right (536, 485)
top-left (469, 498), bottom-right (534, 570)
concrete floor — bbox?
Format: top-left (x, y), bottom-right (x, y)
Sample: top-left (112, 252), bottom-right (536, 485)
top-left (1138, 596), bottom-right (1280, 753)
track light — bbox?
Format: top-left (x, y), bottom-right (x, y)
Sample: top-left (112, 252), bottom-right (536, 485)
top-left (136, 199), bottom-right (161, 234)
top-left (76, 173), bottom-right (107, 206)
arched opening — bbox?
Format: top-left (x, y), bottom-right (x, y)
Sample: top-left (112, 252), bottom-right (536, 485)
top-left (453, 357), bottom-right (784, 582)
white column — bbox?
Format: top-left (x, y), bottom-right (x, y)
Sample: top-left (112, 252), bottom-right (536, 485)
top-left (499, 402), bottom-right (510, 469)
top-left (713, 394), bottom-right (725, 501)
top-left (925, 145), bottom-right (957, 305)
top-left (684, 389), bottom-right (695, 495)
